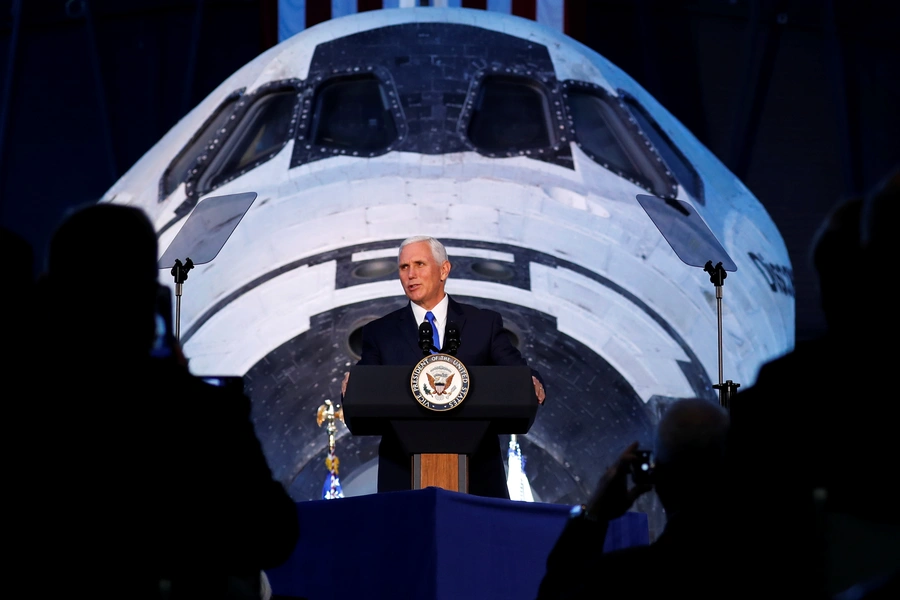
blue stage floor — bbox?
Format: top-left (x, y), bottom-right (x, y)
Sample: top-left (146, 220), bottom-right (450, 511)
top-left (266, 487), bottom-right (649, 600)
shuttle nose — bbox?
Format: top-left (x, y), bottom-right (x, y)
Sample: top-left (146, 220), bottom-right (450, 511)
top-left (96, 5), bottom-right (795, 538)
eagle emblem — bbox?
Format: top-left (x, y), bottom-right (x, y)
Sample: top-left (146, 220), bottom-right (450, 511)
top-left (426, 372), bottom-right (454, 395)
top-left (411, 354), bottom-right (470, 412)
top-left (316, 399), bottom-right (344, 427)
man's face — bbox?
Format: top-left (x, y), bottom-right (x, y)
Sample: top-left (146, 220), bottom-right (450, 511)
top-left (398, 241), bottom-right (450, 310)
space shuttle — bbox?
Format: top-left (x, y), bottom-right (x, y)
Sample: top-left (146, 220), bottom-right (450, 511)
top-left (101, 7), bottom-right (794, 502)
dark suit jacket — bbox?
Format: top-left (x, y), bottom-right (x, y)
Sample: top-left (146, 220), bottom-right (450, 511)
top-left (357, 295), bottom-right (541, 498)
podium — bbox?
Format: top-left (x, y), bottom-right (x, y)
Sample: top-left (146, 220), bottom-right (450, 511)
top-left (342, 364), bottom-right (538, 493)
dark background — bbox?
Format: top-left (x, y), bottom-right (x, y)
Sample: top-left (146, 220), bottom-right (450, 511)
top-left (1, 0), bottom-right (898, 342)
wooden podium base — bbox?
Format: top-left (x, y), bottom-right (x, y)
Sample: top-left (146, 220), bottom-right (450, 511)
top-left (412, 454), bottom-right (468, 493)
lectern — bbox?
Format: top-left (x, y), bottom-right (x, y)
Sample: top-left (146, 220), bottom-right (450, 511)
top-left (342, 365), bottom-right (538, 493)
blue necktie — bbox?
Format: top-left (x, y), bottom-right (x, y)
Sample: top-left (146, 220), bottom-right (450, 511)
top-left (425, 311), bottom-right (440, 354)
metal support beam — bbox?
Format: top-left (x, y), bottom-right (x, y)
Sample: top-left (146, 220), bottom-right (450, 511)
top-left (634, 0), bottom-right (664, 101)
top-left (727, 0), bottom-right (788, 181)
top-left (183, 0), bottom-right (205, 117)
top-left (0, 0), bottom-right (24, 216)
top-left (83, 0), bottom-right (118, 183)
top-left (823, 0), bottom-right (862, 196)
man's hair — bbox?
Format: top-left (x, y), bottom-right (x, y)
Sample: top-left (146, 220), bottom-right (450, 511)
top-left (861, 165), bottom-right (898, 255)
top-left (48, 202), bottom-right (158, 287)
top-left (651, 398), bottom-right (729, 513)
top-left (654, 398), bottom-right (729, 472)
top-left (810, 197), bottom-right (863, 279)
top-left (398, 236), bottom-right (449, 264)
top-left (45, 202), bottom-right (160, 354)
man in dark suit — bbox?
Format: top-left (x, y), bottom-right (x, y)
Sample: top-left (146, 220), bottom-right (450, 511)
top-left (342, 235), bottom-right (545, 498)
top-left (536, 398), bottom-right (733, 600)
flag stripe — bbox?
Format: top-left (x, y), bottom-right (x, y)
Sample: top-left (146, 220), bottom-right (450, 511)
top-left (487, 0), bottom-right (511, 13)
top-left (332, 0), bottom-right (356, 18)
top-left (278, 0), bottom-right (305, 40)
top-left (278, 0), bottom-right (570, 41)
top-left (511, 0), bottom-right (536, 20)
top-left (306, 0), bottom-right (331, 27)
top-left (563, 0), bottom-right (586, 40)
top-left (536, 0), bottom-right (562, 32)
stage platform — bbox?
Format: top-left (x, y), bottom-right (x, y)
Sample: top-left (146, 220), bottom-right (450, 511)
top-left (266, 487), bottom-right (649, 600)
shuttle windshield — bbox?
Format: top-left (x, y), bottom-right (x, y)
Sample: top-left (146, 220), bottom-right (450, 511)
top-left (311, 76), bottom-right (398, 152)
top-left (162, 94), bottom-right (240, 198)
top-left (566, 89), bottom-right (672, 196)
top-left (621, 95), bottom-right (704, 203)
top-left (205, 90), bottom-right (298, 190)
top-left (467, 77), bottom-right (553, 152)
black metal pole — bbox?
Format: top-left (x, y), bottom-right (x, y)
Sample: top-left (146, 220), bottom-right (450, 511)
top-left (170, 258), bottom-right (194, 342)
top-left (704, 261), bottom-right (740, 408)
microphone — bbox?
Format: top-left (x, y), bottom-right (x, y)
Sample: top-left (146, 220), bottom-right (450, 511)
top-left (419, 320), bottom-right (435, 356)
top-left (443, 321), bottom-right (461, 356)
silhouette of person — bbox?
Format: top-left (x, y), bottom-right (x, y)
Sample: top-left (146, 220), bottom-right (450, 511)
top-left (728, 166), bottom-right (900, 598)
top-left (536, 398), bottom-right (732, 600)
top-left (20, 203), bottom-right (299, 599)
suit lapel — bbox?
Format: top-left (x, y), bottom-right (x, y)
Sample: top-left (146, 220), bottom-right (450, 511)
top-left (447, 295), bottom-right (467, 336)
top-left (395, 302), bottom-right (423, 359)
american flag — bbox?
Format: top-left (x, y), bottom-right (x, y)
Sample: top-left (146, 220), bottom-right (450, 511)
top-left (278, 0), bottom-right (587, 42)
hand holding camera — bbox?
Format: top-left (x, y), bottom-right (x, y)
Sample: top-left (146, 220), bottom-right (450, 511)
top-left (583, 442), bottom-right (653, 522)
top-left (630, 449), bottom-right (656, 486)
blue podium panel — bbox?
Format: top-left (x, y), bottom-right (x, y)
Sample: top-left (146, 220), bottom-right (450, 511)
top-left (266, 488), bottom-right (649, 600)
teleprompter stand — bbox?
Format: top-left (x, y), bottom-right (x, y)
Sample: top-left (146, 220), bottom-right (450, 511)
top-left (342, 365), bottom-right (538, 493)
top-left (157, 192), bottom-right (257, 342)
top-left (703, 261), bottom-right (741, 407)
top-left (636, 194), bottom-right (740, 409)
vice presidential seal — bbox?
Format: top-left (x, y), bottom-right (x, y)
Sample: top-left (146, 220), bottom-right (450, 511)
top-left (410, 354), bottom-right (470, 411)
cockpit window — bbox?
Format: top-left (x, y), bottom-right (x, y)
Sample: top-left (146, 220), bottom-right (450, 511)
top-left (201, 90), bottom-right (298, 192)
top-left (467, 76), bottom-right (553, 153)
top-left (566, 87), bottom-right (674, 197)
top-left (311, 76), bottom-right (398, 152)
top-left (621, 95), bottom-right (704, 203)
top-left (161, 94), bottom-right (239, 199)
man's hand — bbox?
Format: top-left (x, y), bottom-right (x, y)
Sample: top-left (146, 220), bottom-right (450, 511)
top-left (585, 442), bottom-right (651, 522)
top-left (533, 376), bottom-right (546, 404)
top-left (340, 371), bottom-right (350, 397)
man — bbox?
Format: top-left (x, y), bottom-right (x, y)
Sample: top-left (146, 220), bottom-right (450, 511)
top-left (727, 167), bottom-right (900, 599)
top-left (342, 235), bottom-right (545, 498)
top-left (536, 398), bottom-right (733, 600)
top-left (17, 203), bottom-right (299, 599)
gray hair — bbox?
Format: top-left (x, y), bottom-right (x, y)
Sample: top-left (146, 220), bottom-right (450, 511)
top-left (654, 398), bottom-right (729, 468)
top-left (398, 236), bottom-right (449, 264)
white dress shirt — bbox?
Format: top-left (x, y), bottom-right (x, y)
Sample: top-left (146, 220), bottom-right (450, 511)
top-left (409, 294), bottom-right (449, 351)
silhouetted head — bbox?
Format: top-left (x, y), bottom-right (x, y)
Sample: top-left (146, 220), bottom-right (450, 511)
top-left (860, 166), bottom-right (898, 264)
top-left (810, 196), bottom-right (864, 335)
top-left (46, 203), bottom-right (159, 357)
top-left (810, 165), bottom-right (898, 338)
top-left (653, 398), bottom-right (729, 515)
